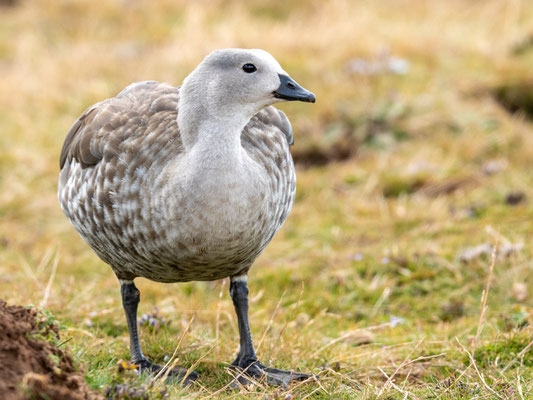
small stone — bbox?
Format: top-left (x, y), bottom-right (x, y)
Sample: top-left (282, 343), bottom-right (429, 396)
top-left (505, 191), bottom-right (526, 206)
top-left (499, 242), bottom-right (524, 258)
top-left (482, 159), bottom-right (508, 175)
top-left (295, 312), bottom-right (310, 326)
top-left (389, 316), bottom-right (405, 327)
top-left (458, 243), bottom-right (492, 262)
top-left (340, 329), bottom-right (375, 345)
top-left (458, 242), bottom-right (523, 262)
top-left (512, 282), bottom-right (528, 302)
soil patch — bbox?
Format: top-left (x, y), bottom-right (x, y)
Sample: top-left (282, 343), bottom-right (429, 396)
top-left (492, 80), bottom-right (533, 119)
top-left (0, 300), bottom-right (102, 400)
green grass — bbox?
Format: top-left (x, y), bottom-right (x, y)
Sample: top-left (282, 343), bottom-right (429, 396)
top-left (1, 0), bottom-right (533, 398)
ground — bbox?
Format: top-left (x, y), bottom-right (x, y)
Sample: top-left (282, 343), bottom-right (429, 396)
top-left (0, 0), bottom-right (532, 399)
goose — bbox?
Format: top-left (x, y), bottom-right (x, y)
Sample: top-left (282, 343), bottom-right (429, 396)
top-left (58, 48), bottom-right (315, 386)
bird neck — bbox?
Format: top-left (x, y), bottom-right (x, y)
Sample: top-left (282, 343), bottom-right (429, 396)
top-left (178, 86), bottom-right (256, 168)
top-left (195, 117), bottom-right (249, 165)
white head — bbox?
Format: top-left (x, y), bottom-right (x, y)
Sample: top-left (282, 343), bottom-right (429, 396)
top-left (178, 48), bottom-right (315, 143)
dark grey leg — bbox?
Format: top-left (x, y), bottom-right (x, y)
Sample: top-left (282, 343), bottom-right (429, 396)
top-left (121, 281), bottom-right (145, 363)
top-left (230, 276), bottom-right (259, 369)
top-left (229, 275), bottom-right (313, 387)
top-left (119, 280), bottom-right (198, 384)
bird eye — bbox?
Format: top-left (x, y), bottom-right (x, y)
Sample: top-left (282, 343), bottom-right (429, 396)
top-left (242, 63), bottom-right (257, 73)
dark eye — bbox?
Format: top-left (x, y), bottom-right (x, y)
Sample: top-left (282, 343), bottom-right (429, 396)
top-left (242, 63), bottom-right (257, 73)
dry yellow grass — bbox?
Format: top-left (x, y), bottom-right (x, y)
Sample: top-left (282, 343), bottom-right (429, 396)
top-left (1, 0), bottom-right (533, 398)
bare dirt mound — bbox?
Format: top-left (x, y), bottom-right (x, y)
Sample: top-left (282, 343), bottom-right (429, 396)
top-left (0, 300), bottom-right (102, 400)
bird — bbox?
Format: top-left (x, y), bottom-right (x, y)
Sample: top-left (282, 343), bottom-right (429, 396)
top-left (58, 48), bottom-right (316, 386)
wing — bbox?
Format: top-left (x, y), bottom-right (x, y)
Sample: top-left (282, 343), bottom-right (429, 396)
top-left (241, 106), bottom-right (295, 173)
top-left (245, 106), bottom-right (294, 146)
top-left (59, 81), bottom-right (182, 170)
top-left (241, 104), bottom-right (295, 204)
top-left (241, 105), bottom-right (296, 251)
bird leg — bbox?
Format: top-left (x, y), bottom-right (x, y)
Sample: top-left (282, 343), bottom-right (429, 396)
top-left (120, 280), bottom-right (198, 384)
top-left (229, 276), bottom-right (312, 387)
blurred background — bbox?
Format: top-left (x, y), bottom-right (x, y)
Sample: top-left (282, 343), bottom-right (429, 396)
top-left (0, 0), bottom-right (532, 398)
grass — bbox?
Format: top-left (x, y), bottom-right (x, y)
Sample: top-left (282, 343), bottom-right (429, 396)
top-left (1, 0), bottom-right (533, 398)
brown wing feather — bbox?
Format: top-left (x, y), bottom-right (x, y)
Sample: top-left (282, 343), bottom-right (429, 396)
top-left (59, 104), bottom-right (101, 169)
top-left (59, 81), bottom-right (180, 170)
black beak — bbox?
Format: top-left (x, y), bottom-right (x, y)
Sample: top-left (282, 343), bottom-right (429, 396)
top-left (273, 74), bottom-right (316, 103)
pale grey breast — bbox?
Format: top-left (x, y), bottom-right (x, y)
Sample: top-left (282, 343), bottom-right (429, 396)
top-left (58, 81), bottom-right (295, 283)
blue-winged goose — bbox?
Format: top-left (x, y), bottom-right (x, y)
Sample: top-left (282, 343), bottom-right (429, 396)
top-left (58, 48), bottom-right (315, 386)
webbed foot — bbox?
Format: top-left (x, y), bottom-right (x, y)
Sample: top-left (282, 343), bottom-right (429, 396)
top-left (231, 357), bottom-right (313, 388)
